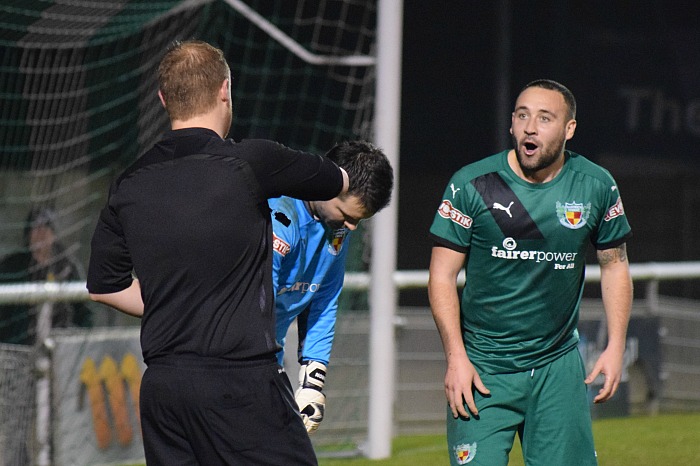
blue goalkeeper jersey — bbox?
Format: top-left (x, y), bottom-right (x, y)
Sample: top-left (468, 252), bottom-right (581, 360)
top-left (269, 196), bottom-right (351, 365)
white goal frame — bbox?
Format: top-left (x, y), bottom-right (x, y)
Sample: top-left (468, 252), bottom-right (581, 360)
top-left (224, 0), bottom-right (404, 458)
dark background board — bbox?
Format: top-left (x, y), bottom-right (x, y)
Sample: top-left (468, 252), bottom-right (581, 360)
top-left (398, 1), bottom-right (700, 305)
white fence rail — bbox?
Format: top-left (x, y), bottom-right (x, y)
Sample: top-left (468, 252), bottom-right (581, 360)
top-left (3, 261), bottom-right (700, 304)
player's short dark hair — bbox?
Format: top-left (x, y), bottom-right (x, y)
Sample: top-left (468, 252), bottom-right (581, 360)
top-left (325, 140), bottom-right (393, 216)
top-left (521, 79), bottom-right (577, 119)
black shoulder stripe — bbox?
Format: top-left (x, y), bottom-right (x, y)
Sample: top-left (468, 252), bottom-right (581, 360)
top-left (273, 211), bottom-right (291, 227)
top-left (471, 172), bottom-right (544, 240)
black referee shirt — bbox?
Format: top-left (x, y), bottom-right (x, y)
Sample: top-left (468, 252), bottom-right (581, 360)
top-left (87, 128), bottom-right (343, 364)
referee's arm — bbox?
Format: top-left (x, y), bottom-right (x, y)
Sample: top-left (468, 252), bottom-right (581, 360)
top-left (90, 279), bottom-right (144, 318)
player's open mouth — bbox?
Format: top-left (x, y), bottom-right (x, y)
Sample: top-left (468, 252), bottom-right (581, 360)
top-left (523, 142), bottom-right (538, 156)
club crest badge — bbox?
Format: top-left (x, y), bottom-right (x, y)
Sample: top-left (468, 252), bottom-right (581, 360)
top-left (556, 201), bottom-right (591, 230)
top-left (327, 228), bottom-right (348, 256)
top-left (453, 442), bottom-right (477, 464)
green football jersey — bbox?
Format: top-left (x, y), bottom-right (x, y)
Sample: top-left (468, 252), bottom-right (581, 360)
top-left (430, 150), bottom-right (632, 374)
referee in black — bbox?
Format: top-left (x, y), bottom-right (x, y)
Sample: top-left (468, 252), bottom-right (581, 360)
top-left (87, 40), bottom-right (348, 465)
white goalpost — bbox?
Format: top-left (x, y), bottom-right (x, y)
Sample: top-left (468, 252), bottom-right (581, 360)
top-left (225, 0), bottom-right (403, 459)
top-left (222, 0), bottom-right (402, 458)
top-left (222, 0), bottom-right (377, 67)
top-left (367, 0), bottom-right (403, 459)
top-left (222, 0), bottom-right (403, 458)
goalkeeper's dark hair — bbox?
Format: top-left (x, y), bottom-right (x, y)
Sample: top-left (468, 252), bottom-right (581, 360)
top-left (521, 79), bottom-right (577, 120)
top-left (325, 140), bottom-right (393, 216)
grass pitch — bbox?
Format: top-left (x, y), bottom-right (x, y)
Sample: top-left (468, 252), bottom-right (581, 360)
top-left (318, 412), bottom-right (700, 465)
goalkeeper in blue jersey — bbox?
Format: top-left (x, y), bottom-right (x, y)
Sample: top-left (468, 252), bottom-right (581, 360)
top-left (270, 140), bottom-right (393, 433)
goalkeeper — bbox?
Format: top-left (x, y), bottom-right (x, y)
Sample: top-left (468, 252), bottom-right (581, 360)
top-left (270, 140), bottom-right (393, 433)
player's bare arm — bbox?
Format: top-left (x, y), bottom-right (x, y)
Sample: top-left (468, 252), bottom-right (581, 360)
top-left (597, 242), bottom-right (628, 265)
top-left (586, 243), bottom-right (633, 403)
top-left (429, 246), bottom-right (490, 418)
top-left (89, 279), bottom-right (144, 318)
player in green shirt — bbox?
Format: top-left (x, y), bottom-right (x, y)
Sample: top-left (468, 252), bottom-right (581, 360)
top-left (429, 79), bottom-right (633, 466)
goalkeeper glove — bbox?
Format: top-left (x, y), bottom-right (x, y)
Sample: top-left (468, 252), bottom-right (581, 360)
top-left (295, 360), bottom-right (327, 434)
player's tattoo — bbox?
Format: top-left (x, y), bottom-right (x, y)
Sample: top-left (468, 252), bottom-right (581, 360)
top-left (597, 243), bottom-right (628, 265)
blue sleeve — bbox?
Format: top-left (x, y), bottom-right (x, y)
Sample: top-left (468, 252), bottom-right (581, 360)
top-left (269, 199), bottom-right (300, 364)
top-left (300, 237), bottom-right (350, 365)
top-left (271, 228), bottom-right (287, 296)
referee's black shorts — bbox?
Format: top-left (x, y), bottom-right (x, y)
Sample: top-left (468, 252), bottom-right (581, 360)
top-left (140, 355), bottom-right (317, 465)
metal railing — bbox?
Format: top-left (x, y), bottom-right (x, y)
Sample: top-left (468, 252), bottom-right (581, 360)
top-left (2, 261), bottom-right (700, 305)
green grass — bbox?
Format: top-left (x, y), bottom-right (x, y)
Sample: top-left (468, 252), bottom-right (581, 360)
top-left (123, 413), bottom-right (700, 465)
top-left (318, 412), bottom-right (700, 465)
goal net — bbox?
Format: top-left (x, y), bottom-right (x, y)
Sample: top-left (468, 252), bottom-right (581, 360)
top-left (0, 0), bottom-right (378, 461)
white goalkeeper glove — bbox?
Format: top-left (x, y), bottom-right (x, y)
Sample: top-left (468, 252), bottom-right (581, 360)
top-left (295, 360), bottom-right (327, 434)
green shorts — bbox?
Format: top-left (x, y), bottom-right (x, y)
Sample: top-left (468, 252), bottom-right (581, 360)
top-left (446, 347), bottom-right (597, 466)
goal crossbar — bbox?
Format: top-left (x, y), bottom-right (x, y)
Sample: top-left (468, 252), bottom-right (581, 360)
top-left (222, 0), bottom-right (376, 67)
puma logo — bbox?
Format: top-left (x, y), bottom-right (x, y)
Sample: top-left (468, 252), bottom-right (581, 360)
top-left (450, 183), bottom-right (460, 198)
top-left (493, 201), bottom-right (514, 218)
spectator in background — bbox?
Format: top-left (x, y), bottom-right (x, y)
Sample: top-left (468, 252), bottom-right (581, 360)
top-left (0, 207), bottom-right (93, 345)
